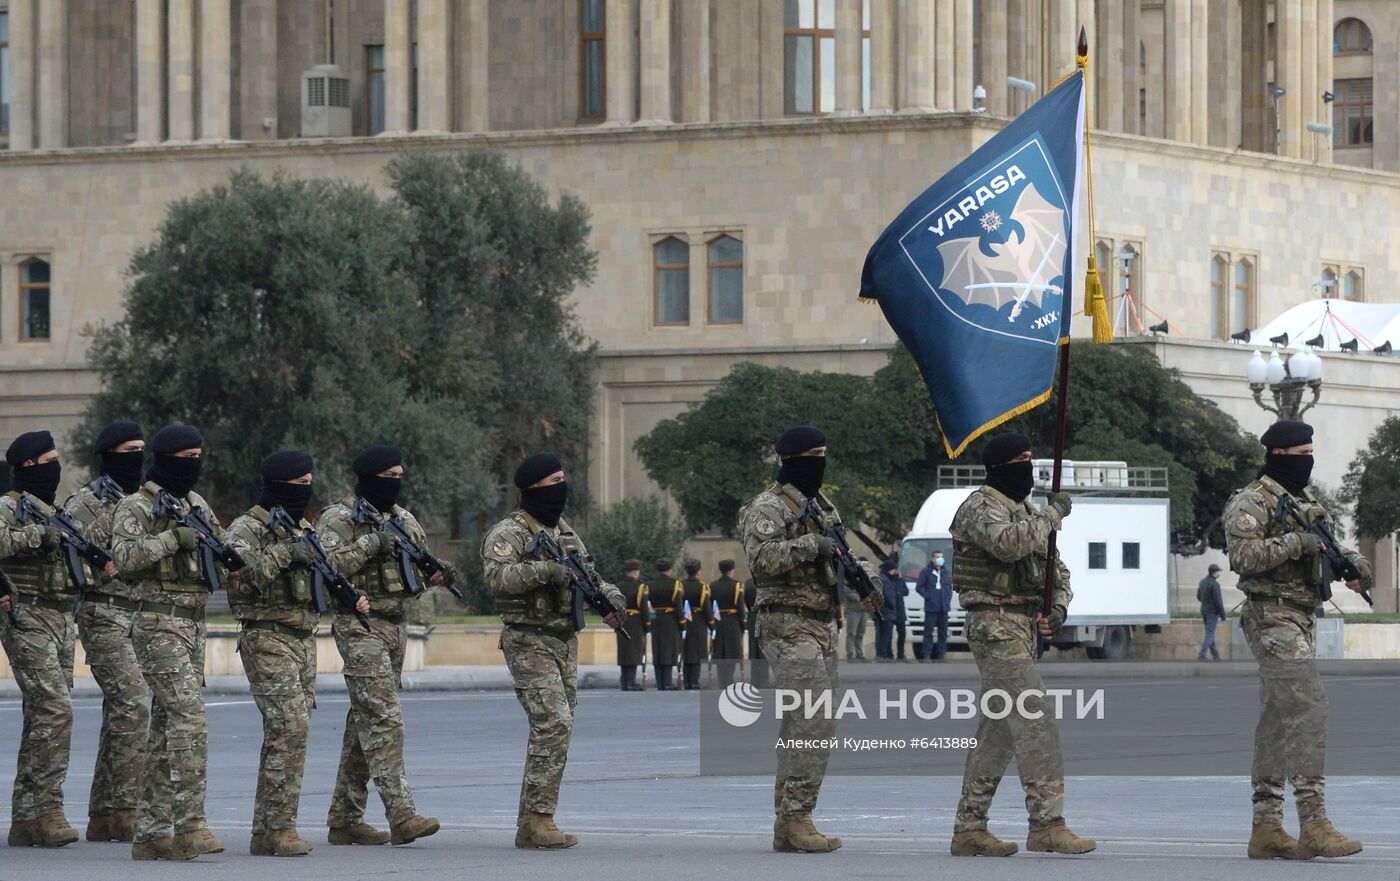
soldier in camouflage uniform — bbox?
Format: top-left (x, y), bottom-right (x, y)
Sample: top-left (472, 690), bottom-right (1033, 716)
top-left (737, 426), bottom-right (878, 854)
top-left (482, 452), bottom-right (626, 849)
top-left (1225, 420), bottom-right (1369, 861)
top-left (227, 451), bottom-right (372, 857)
top-left (111, 424), bottom-right (230, 861)
top-left (948, 433), bottom-right (1094, 857)
top-left (1, 430), bottom-right (80, 848)
top-left (64, 420), bottom-right (149, 844)
top-left (319, 444), bottom-right (440, 847)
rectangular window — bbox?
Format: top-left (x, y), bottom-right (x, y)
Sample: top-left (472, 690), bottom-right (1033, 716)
top-left (20, 259), bottom-right (51, 341)
top-left (707, 235), bottom-right (744, 324)
top-left (1088, 542), bottom-right (1107, 570)
top-left (784, 0), bottom-right (853, 116)
top-left (366, 45), bottom-right (385, 134)
top-left (1233, 259), bottom-right (1253, 335)
top-left (654, 237), bottom-right (690, 326)
top-left (1333, 78), bottom-right (1373, 146)
top-left (579, 0), bottom-right (606, 121)
top-left (1, 10), bottom-right (9, 137)
top-left (1121, 542), bottom-right (1140, 570)
top-left (1210, 255), bottom-right (1227, 339)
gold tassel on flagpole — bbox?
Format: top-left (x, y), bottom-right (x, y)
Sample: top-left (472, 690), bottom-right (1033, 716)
top-left (1077, 29), bottom-right (1113, 343)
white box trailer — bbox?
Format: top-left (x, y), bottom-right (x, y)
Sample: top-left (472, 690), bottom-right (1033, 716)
top-left (899, 461), bottom-right (1170, 660)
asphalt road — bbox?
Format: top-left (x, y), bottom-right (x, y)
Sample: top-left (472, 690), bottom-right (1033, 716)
top-left (1, 682), bottom-right (1397, 880)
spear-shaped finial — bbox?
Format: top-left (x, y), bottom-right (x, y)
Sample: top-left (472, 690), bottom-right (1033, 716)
top-left (1077, 25), bottom-right (1088, 65)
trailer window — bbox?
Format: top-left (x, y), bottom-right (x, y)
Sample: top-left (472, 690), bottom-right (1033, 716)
top-left (1088, 542), bottom-right (1107, 570)
top-left (1122, 542), bottom-right (1141, 570)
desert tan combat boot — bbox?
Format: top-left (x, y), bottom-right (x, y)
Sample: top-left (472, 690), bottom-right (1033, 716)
top-left (250, 832), bottom-right (271, 855)
top-left (772, 816), bottom-right (843, 853)
top-left (1296, 819), bottom-right (1362, 859)
top-left (175, 828), bottom-right (226, 855)
top-left (1026, 823), bottom-right (1096, 854)
top-left (110, 810), bottom-right (137, 842)
top-left (328, 823), bottom-right (391, 845)
top-left (132, 836), bottom-right (198, 861)
top-left (7, 820), bottom-right (39, 847)
top-left (34, 814), bottom-right (79, 847)
top-left (951, 829), bottom-right (1019, 856)
top-left (515, 812), bottom-right (579, 849)
top-left (263, 829), bottom-right (314, 857)
top-left (390, 815), bottom-right (441, 846)
top-left (87, 814), bottom-right (115, 842)
top-left (1246, 823), bottom-right (1300, 859)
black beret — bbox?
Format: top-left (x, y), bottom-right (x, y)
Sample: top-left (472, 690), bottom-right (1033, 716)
top-left (982, 432), bottom-right (1032, 467)
top-left (775, 425), bottom-right (827, 457)
top-left (881, 557), bottom-right (899, 572)
top-left (94, 420), bottom-right (143, 454)
top-left (260, 449), bottom-right (314, 481)
top-left (513, 452), bottom-right (562, 489)
top-left (684, 559), bottom-right (702, 576)
top-left (623, 559), bottom-right (642, 572)
top-left (1260, 420), bottom-right (1313, 450)
top-left (6, 430), bottom-right (56, 466)
top-left (718, 559), bottom-right (736, 573)
top-left (353, 444), bottom-right (403, 477)
top-left (151, 424), bottom-right (204, 455)
top-left (655, 558), bottom-right (673, 573)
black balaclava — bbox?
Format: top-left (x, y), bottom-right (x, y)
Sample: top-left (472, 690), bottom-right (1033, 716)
top-left (353, 444), bottom-right (404, 512)
top-left (982, 432), bottom-right (1035, 502)
top-left (777, 455), bottom-right (826, 499)
top-left (13, 461), bottom-right (62, 506)
top-left (258, 450), bottom-right (315, 521)
top-left (147, 424), bottom-right (204, 498)
top-left (100, 450), bottom-right (146, 493)
top-left (1262, 453), bottom-right (1314, 497)
top-left (520, 482), bottom-right (568, 528)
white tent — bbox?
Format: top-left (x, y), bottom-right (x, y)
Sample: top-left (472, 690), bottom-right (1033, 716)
top-left (1245, 298), bottom-right (1400, 354)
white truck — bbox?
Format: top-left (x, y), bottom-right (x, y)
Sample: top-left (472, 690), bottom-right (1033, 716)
top-left (899, 461), bottom-right (1170, 660)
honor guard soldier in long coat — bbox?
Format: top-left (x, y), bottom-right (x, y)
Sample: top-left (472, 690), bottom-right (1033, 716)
top-left (738, 425), bottom-right (879, 853)
top-left (615, 559), bottom-right (649, 690)
top-left (482, 452), bottom-right (626, 849)
top-left (948, 433), bottom-right (1093, 858)
top-left (646, 559), bottom-right (684, 691)
top-left (679, 560), bottom-right (713, 689)
top-left (1225, 420), bottom-right (1370, 861)
top-left (709, 559), bottom-right (747, 687)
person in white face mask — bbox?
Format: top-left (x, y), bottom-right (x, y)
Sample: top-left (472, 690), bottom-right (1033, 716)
top-left (916, 551), bottom-right (951, 661)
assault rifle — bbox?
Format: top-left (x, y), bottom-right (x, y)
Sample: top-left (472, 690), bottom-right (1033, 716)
top-left (151, 489), bottom-right (246, 592)
top-left (527, 530), bottom-right (627, 639)
top-left (0, 566), bottom-right (17, 627)
top-left (92, 474), bottom-right (128, 505)
top-left (1275, 494), bottom-right (1373, 607)
top-left (15, 496), bottom-right (114, 591)
top-left (265, 506), bottom-right (370, 631)
top-left (351, 498), bottom-right (464, 601)
top-left (797, 498), bottom-right (884, 624)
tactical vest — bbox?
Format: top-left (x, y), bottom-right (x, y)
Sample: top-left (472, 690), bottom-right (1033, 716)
top-left (141, 488), bottom-right (206, 591)
top-left (952, 494), bottom-right (1046, 602)
top-left (3, 492), bottom-right (71, 597)
top-left (1235, 479), bottom-right (1324, 601)
top-left (228, 513), bottom-right (315, 611)
top-left (492, 513), bottom-right (586, 624)
top-left (750, 484), bottom-right (838, 610)
top-left (345, 502), bottom-right (411, 599)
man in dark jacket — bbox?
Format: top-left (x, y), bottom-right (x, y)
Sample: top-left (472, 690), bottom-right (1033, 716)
top-left (916, 550), bottom-right (952, 661)
top-left (679, 560), bottom-right (713, 689)
top-left (877, 559), bottom-right (908, 661)
top-left (1197, 563), bottom-right (1227, 661)
top-left (646, 560), bottom-right (684, 690)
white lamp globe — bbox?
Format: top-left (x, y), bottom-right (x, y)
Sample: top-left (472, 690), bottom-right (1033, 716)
top-left (1265, 352), bottom-right (1287, 385)
top-left (1246, 350), bottom-right (1268, 383)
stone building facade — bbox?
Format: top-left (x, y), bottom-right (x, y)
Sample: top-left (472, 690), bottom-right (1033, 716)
top-left (0, 1), bottom-right (1397, 607)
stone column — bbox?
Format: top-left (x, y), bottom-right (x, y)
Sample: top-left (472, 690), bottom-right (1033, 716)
top-left (1208, 0), bottom-right (1242, 148)
top-left (759, 0), bottom-right (783, 118)
top-left (7, 0), bottom-right (35, 149)
top-left (868, 0), bottom-right (895, 112)
top-left (901, 0), bottom-right (936, 111)
top-left (1122, 0), bottom-right (1140, 134)
top-left (1047, 0), bottom-right (1074, 82)
top-left (167, 0), bottom-right (195, 140)
top-left (1300, 0), bottom-right (1318, 160)
top-left (953, 0), bottom-right (973, 111)
top-left (1276, 0), bottom-right (1302, 156)
top-left (679, 0), bottom-right (711, 122)
top-left (239, 0), bottom-right (278, 140)
top-left (199, 0), bottom-right (233, 140)
top-left (980, 0), bottom-right (1007, 115)
top-left (36, 0), bottom-right (68, 148)
top-left (934, 0), bottom-right (954, 109)
top-left (1240, 0), bottom-right (1267, 152)
top-left (1096, 0), bottom-right (1122, 132)
top-left (1317, 0), bottom-right (1333, 161)
top-left (605, 0), bottom-right (636, 122)
top-left (417, 0), bottom-right (452, 132)
top-left (1162, 0), bottom-right (1190, 141)
top-left (1190, 0), bottom-right (1208, 143)
top-left (1007, 0), bottom-right (1025, 114)
top-left (834, 0), bottom-right (862, 114)
top-left (383, 0), bottom-right (412, 132)
top-left (638, 0), bottom-right (672, 123)
top-left (457, 0), bottom-right (490, 131)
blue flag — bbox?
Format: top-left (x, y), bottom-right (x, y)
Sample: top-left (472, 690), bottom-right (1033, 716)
top-left (858, 71), bottom-right (1086, 458)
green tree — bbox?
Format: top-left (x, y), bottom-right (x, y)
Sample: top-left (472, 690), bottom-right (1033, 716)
top-left (1342, 415), bottom-right (1400, 539)
top-left (583, 496), bottom-right (692, 584)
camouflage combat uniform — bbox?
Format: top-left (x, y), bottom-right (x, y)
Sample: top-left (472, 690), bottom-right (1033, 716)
top-left (110, 482), bottom-right (223, 844)
top-left (318, 497), bottom-right (424, 829)
top-left (64, 479), bottom-right (149, 827)
top-left (225, 507), bottom-right (322, 838)
top-left (949, 484), bottom-right (1071, 834)
top-left (1225, 474), bottom-right (1372, 828)
top-left (0, 491), bottom-right (76, 828)
top-left (481, 510), bottom-right (624, 818)
top-left (738, 482), bottom-right (869, 822)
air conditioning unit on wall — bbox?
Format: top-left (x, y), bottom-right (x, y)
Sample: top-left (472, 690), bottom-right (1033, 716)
top-left (302, 64), bottom-right (352, 137)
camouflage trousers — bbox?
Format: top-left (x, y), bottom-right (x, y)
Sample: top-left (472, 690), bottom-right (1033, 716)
top-left (76, 600), bottom-right (148, 817)
top-left (328, 614), bottom-right (418, 827)
top-left (1241, 598), bottom-right (1328, 826)
top-left (500, 626), bottom-right (579, 817)
top-left (239, 625), bottom-right (316, 833)
top-left (0, 603), bottom-right (75, 822)
top-left (131, 612), bottom-right (209, 842)
top-left (759, 610), bottom-right (839, 820)
top-left (954, 607), bottom-right (1065, 833)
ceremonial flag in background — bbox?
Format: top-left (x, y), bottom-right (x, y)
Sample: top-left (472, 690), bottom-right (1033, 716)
top-left (858, 70), bottom-right (1086, 458)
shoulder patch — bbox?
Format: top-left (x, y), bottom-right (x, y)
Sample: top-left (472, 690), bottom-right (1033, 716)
top-left (1233, 511), bottom-right (1260, 533)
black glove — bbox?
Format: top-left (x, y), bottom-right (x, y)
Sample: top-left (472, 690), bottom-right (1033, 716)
top-left (1048, 492), bottom-right (1072, 519)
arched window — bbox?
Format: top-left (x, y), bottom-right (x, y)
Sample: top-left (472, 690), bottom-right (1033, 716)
top-left (653, 237), bottom-right (690, 326)
top-left (1344, 269), bottom-right (1364, 302)
top-left (1233, 258), bottom-right (1254, 336)
top-left (707, 235), bottom-right (744, 324)
top-left (1210, 254), bottom-right (1228, 339)
top-left (1334, 18), bottom-right (1373, 55)
top-left (1321, 266), bottom-right (1338, 298)
top-left (1095, 240), bottom-right (1113, 293)
top-left (20, 258), bottom-right (52, 341)
top-left (1118, 243), bottom-right (1140, 300)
